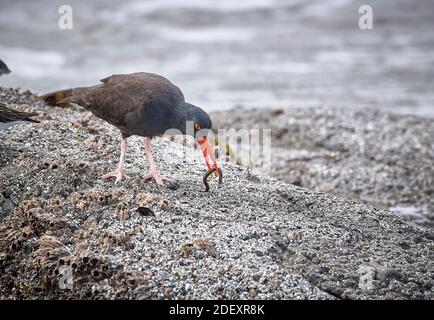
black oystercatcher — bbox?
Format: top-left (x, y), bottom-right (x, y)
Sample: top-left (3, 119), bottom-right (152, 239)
top-left (0, 103), bottom-right (39, 130)
top-left (41, 72), bottom-right (220, 185)
top-left (0, 59), bottom-right (11, 76)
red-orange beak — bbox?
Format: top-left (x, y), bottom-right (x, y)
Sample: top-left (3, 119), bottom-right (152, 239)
top-left (197, 136), bottom-right (220, 175)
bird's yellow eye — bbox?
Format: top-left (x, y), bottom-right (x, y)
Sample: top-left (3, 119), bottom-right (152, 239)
top-left (194, 122), bottom-right (201, 130)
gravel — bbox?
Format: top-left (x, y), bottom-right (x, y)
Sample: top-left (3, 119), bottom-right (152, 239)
top-left (211, 106), bottom-right (434, 228)
top-left (0, 88), bottom-right (433, 300)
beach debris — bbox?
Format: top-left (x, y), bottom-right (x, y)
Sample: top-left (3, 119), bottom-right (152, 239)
top-left (180, 239), bottom-right (218, 258)
top-left (31, 235), bottom-right (71, 269)
top-left (245, 167), bottom-right (260, 183)
top-left (0, 59), bottom-right (11, 76)
top-left (136, 207), bottom-right (155, 217)
top-left (287, 231), bottom-right (303, 240)
top-left (214, 136), bottom-right (240, 164)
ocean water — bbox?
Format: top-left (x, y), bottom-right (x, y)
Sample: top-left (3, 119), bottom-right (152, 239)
top-left (0, 0), bottom-right (433, 115)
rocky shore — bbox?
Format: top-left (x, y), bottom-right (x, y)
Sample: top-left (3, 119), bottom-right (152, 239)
top-left (212, 106), bottom-right (434, 228)
top-left (0, 88), bottom-right (433, 299)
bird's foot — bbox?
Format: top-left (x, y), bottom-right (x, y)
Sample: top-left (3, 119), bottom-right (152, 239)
top-left (144, 170), bottom-right (174, 186)
top-left (101, 169), bottom-right (128, 184)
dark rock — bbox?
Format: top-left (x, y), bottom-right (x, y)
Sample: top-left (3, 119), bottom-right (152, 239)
top-left (137, 207), bottom-right (155, 217)
top-left (254, 250), bottom-right (264, 257)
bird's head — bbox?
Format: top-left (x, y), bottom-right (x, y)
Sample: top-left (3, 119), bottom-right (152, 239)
top-left (182, 103), bottom-right (220, 176)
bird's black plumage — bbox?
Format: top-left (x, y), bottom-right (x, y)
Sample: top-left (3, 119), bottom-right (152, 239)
top-left (58, 72), bottom-right (212, 138)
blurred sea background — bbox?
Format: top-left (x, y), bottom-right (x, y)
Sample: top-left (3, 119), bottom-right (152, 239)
top-left (0, 0), bottom-right (433, 115)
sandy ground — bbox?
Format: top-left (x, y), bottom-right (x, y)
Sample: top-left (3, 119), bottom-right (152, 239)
top-left (0, 88), bottom-right (433, 299)
top-left (212, 107), bottom-right (434, 228)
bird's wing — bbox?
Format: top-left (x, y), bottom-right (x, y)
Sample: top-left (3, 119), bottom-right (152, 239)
top-left (0, 103), bottom-right (38, 123)
top-left (99, 72), bottom-right (185, 100)
top-left (75, 73), bottom-right (185, 131)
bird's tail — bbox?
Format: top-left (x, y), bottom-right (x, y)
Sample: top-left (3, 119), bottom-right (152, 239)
top-left (40, 88), bottom-right (74, 106)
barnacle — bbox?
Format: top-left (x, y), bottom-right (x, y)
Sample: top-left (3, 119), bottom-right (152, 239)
top-left (31, 235), bottom-right (71, 269)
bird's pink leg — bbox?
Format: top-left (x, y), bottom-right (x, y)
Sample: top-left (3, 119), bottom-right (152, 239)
top-left (143, 138), bottom-right (173, 185)
top-left (102, 138), bottom-right (128, 183)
